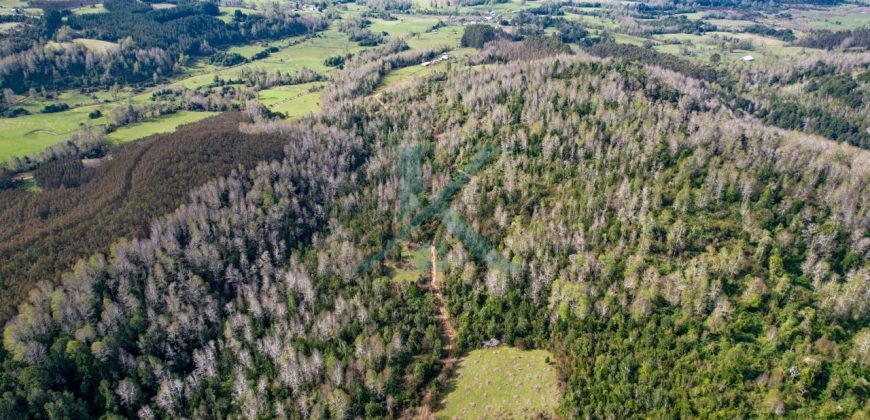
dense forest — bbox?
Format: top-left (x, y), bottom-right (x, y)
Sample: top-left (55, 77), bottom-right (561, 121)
top-left (0, 0), bottom-right (324, 93)
top-left (797, 27), bottom-right (870, 50)
top-left (0, 114), bottom-right (287, 321)
top-left (0, 109), bottom-right (444, 418)
top-left (0, 37), bottom-right (867, 418)
top-left (1, 0), bottom-right (870, 416)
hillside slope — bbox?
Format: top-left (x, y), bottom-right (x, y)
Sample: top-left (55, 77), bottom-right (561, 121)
top-left (0, 113), bottom-right (286, 321)
top-left (1, 52), bottom-right (869, 417)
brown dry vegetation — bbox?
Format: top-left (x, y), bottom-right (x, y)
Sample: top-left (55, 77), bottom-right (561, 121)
top-left (0, 113), bottom-right (286, 320)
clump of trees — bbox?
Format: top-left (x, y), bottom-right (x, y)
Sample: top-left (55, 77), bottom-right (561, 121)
top-left (475, 36), bottom-right (571, 63)
top-left (744, 23), bottom-right (796, 42)
top-left (460, 24), bottom-right (511, 49)
top-left (586, 41), bottom-right (719, 81)
top-left (798, 27), bottom-right (870, 50)
top-left (511, 9), bottom-right (590, 43)
top-left (209, 51), bottom-right (248, 66)
top-left (32, 156), bottom-right (91, 188)
top-left (338, 16), bottom-right (384, 46)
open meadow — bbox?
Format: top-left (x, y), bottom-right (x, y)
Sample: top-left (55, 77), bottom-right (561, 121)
top-left (258, 82), bottom-right (324, 118)
top-left (436, 347), bottom-right (561, 419)
top-left (107, 111), bottom-right (219, 143)
top-left (0, 105), bottom-right (107, 161)
top-left (383, 243), bottom-right (430, 283)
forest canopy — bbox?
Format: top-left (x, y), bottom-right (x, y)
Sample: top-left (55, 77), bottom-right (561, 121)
top-left (0, 48), bottom-right (868, 418)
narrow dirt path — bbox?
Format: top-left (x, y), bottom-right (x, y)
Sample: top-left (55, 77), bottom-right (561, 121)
top-left (416, 245), bottom-right (458, 416)
top-left (430, 245), bottom-right (457, 350)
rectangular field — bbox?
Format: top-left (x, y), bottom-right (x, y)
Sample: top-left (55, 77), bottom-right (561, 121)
top-left (107, 111), bottom-right (218, 143)
top-left (436, 346), bottom-right (560, 419)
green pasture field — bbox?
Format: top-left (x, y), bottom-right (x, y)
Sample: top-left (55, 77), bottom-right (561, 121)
top-left (378, 47), bottom-right (473, 92)
top-left (653, 41), bottom-right (792, 63)
top-left (411, 0), bottom-right (537, 13)
top-left (258, 82), bottom-right (324, 119)
top-left (405, 24), bottom-right (463, 50)
top-left (787, 5), bottom-right (870, 30)
top-left (13, 89), bottom-right (123, 115)
top-left (436, 347), bottom-right (560, 419)
top-left (227, 42), bottom-right (273, 59)
top-left (382, 243), bottom-right (429, 283)
top-left (45, 39), bottom-right (119, 54)
top-left (173, 27), bottom-right (363, 89)
top-left (0, 23), bottom-right (347, 161)
top-left (107, 111), bottom-right (218, 143)
top-left (72, 38), bottom-right (119, 53)
top-left (676, 11), bottom-right (705, 20)
top-left (564, 12), bottom-right (620, 30)
top-left (647, 30), bottom-right (817, 63)
top-left (465, 0), bottom-right (543, 13)
top-left (0, 105), bottom-right (108, 161)
top-left (0, 105), bottom-right (215, 161)
top-left (612, 32), bottom-right (650, 46)
top-left (706, 18), bottom-right (754, 30)
top-left (369, 15), bottom-right (443, 37)
top-left (72, 4), bottom-right (107, 14)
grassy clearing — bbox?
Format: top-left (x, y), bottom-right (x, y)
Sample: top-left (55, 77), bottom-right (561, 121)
top-left (227, 42), bottom-right (272, 59)
top-left (647, 29), bottom-right (815, 63)
top-left (465, 0), bottom-right (542, 13)
top-left (788, 5), bottom-right (870, 30)
top-left (72, 4), bottom-right (107, 14)
top-left (0, 23), bottom-right (346, 160)
top-left (409, 0), bottom-right (538, 12)
top-left (174, 27), bottom-right (362, 89)
top-left (13, 89), bottom-right (121, 114)
top-left (405, 25), bottom-right (463, 50)
top-left (46, 39), bottom-right (119, 54)
top-left (72, 38), bottom-right (119, 53)
top-left (253, 28), bottom-right (363, 71)
top-left (379, 58), bottom-right (443, 91)
top-left (369, 15), bottom-right (442, 37)
top-left (565, 12), bottom-right (619, 30)
top-left (384, 243), bottom-right (429, 283)
top-left (107, 111), bottom-right (218, 143)
top-left (258, 82), bottom-right (324, 119)
top-left (677, 11), bottom-right (705, 20)
top-left (612, 32), bottom-right (650, 46)
top-left (706, 18), bottom-right (753, 30)
top-left (706, 31), bottom-right (786, 47)
top-left (0, 107), bottom-right (215, 161)
top-left (378, 48), bottom-right (473, 92)
top-left (436, 347), bottom-right (560, 419)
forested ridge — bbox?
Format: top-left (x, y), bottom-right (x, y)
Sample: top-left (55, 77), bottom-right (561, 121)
top-left (0, 41), bottom-right (869, 419)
